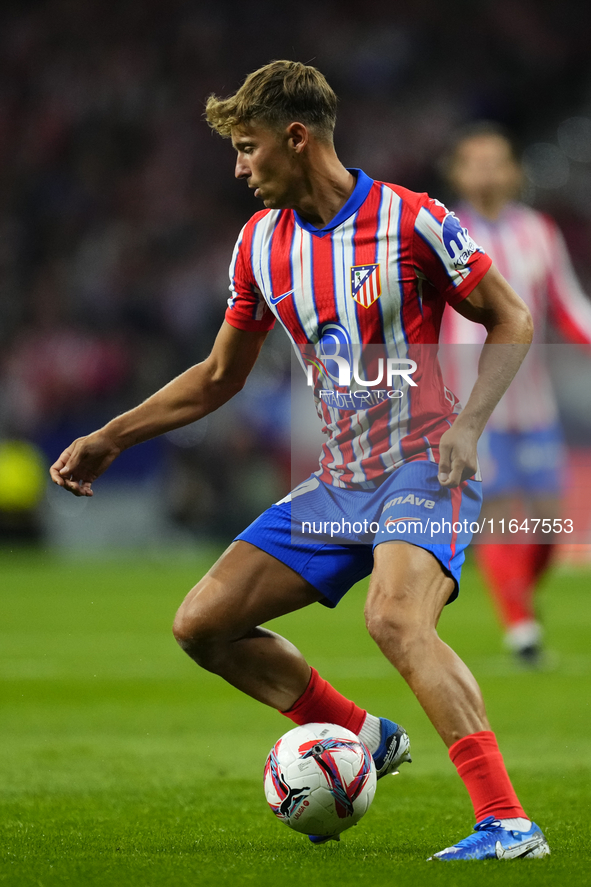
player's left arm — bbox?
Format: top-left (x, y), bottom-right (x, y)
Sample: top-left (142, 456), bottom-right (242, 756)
top-left (437, 263), bottom-right (533, 487)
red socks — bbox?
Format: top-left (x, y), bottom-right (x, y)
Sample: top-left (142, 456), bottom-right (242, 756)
top-left (281, 667), bottom-right (367, 735)
top-left (475, 543), bottom-right (553, 628)
top-left (283, 674), bottom-right (526, 824)
top-left (450, 730), bottom-right (527, 821)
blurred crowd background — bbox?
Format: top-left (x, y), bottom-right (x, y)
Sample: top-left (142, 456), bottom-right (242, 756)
top-left (1, 0), bottom-right (591, 549)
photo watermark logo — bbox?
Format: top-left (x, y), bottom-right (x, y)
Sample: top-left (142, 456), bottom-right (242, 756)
top-left (303, 323), bottom-right (418, 410)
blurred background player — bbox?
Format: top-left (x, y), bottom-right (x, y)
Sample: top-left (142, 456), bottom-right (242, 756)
top-left (440, 123), bottom-right (591, 665)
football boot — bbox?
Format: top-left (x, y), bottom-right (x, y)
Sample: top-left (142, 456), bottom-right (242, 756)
top-left (372, 718), bottom-right (412, 779)
top-left (428, 816), bottom-right (550, 860)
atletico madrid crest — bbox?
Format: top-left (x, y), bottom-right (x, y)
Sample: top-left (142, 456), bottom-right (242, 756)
top-left (351, 263), bottom-right (381, 308)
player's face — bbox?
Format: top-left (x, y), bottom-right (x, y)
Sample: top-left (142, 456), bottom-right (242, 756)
top-left (450, 135), bottom-right (522, 206)
top-left (232, 122), bottom-right (302, 209)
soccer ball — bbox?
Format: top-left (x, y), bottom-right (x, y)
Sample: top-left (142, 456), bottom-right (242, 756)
top-left (263, 723), bottom-right (376, 837)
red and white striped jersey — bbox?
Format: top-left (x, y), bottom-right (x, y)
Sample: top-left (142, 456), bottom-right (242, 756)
top-left (440, 202), bottom-right (591, 431)
top-left (225, 169), bottom-right (491, 487)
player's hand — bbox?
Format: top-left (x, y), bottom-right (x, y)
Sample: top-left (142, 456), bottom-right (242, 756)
top-left (437, 422), bottom-right (479, 488)
top-left (49, 431), bottom-right (122, 497)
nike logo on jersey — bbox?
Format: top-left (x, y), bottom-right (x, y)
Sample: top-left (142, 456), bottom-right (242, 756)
top-left (269, 289), bottom-right (294, 305)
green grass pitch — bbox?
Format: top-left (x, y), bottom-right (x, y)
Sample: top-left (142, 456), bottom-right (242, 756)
top-left (1, 547), bottom-right (590, 886)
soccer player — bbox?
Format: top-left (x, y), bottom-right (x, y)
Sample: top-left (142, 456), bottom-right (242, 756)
top-left (440, 123), bottom-right (591, 664)
top-left (50, 62), bottom-right (549, 860)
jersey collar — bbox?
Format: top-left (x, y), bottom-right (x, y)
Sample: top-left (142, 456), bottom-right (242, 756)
top-left (293, 168), bottom-right (374, 237)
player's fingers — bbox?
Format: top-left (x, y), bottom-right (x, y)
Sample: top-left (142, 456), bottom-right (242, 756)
top-left (437, 446), bottom-right (451, 484)
top-left (460, 460), bottom-right (478, 483)
top-left (443, 455), bottom-right (464, 488)
top-left (438, 440), bottom-right (465, 487)
top-left (49, 466), bottom-right (66, 486)
top-left (51, 449), bottom-right (75, 477)
top-left (50, 454), bottom-right (74, 487)
top-left (63, 477), bottom-right (93, 497)
top-left (62, 476), bottom-right (81, 496)
top-left (60, 450), bottom-right (99, 481)
top-left (59, 458), bottom-right (77, 476)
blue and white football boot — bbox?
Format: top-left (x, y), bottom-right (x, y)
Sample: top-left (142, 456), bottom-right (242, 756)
top-left (309, 719), bottom-right (411, 845)
top-left (372, 718), bottom-right (412, 779)
top-left (428, 816), bottom-right (550, 860)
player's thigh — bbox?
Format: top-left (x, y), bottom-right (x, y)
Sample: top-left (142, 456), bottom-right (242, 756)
top-left (175, 540), bottom-right (323, 642)
top-left (366, 541), bottom-right (456, 636)
top-left (370, 460), bottom-right (480, 618)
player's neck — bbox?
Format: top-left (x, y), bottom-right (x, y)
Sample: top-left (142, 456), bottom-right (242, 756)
top-left (292, 152), bottom-right (356, 229)
top-left (466, 193), bottom-right (510, 221)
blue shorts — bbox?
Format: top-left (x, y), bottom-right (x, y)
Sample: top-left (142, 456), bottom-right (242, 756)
top-left (236, 461), bottom-right (482, 608)
top-left (479, 424), bottom-right (565, 498)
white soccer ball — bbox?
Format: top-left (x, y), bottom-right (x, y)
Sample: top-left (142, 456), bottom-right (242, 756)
top-left (263, 722), bottom-right (377, 837)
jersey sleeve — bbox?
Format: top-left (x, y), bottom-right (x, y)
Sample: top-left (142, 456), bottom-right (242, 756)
top-left (542, 217), bottom-right (591, 344)
top-left (225, 225), bottom-right (276, 332)
top-left (412, 195), bottom-right (492, 306)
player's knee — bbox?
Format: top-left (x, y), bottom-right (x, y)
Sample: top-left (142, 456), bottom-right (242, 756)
top-left (364, 597), bottom-right (425, 673)
top-left (365, 605), bottom-right (410, 647)
top-left (172, 606), bottom-right (200, 650)
top-left (172, 599), bottom-right (222, 668)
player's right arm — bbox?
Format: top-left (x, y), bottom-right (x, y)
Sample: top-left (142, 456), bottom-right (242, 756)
top-left (49, 321), bottom-right (268, 497)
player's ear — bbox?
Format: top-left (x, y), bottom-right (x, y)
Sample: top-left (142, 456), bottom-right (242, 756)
top-left (286, 122), bottom-right (309, 154)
